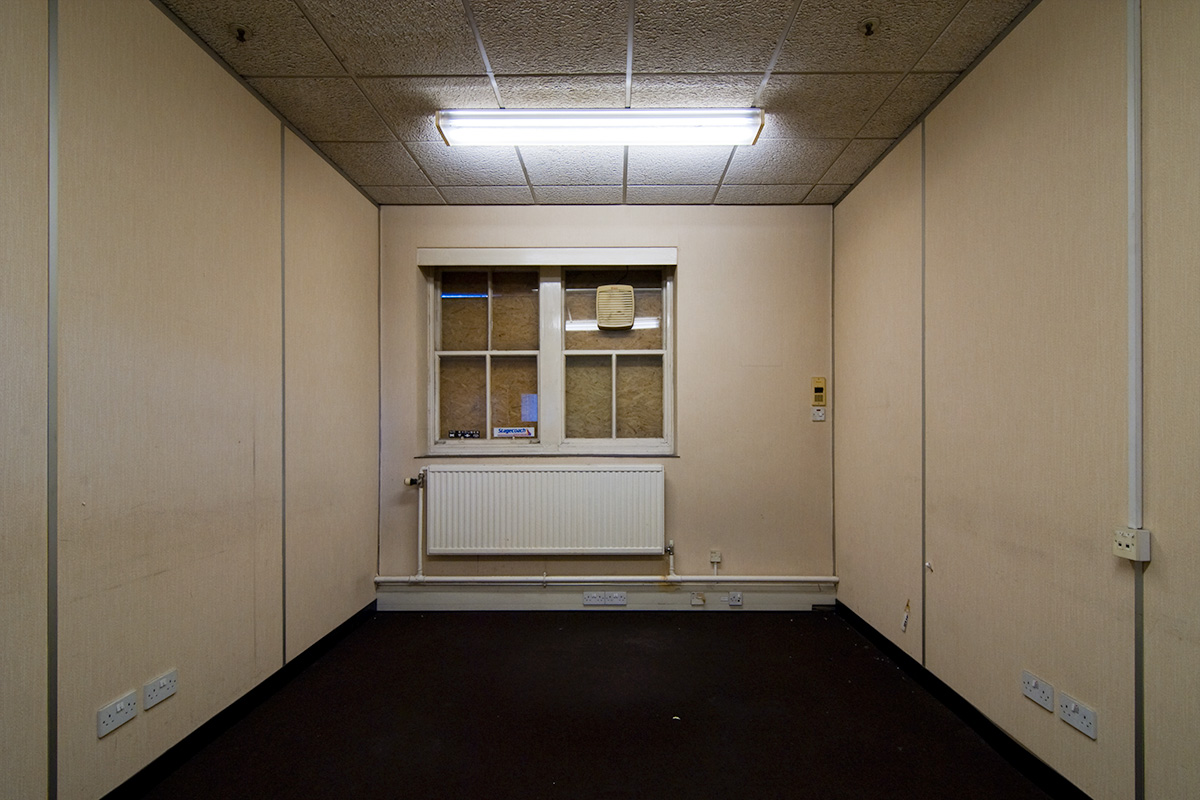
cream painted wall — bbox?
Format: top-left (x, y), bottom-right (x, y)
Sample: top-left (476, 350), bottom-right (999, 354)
top-left (55, 1), bottom-right (287, 796)
top-left (832, 129), bottom-right (924, 661)
top-left (283, 129), bottom-right (380, 661)
top-left (1142, 0), bottom-right (1200, 796)
top-left (0, 1), bottom-right (49, 797)
top-left (380, 206), bottom-right (832, 580)
top-left (924, 2), bottom-right (1131, 798)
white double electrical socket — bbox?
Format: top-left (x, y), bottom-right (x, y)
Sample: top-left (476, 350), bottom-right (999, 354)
top-left (1020, 671), bottom-right (1054, 711)
top-left (583, 591), bottom-right (626, 606)
top-left (1058, 692), bottom-right (1097, 739)
top-left (144, 669), bottom-right (178, 710)
top-left (97, 690), bottom-right (138, 738)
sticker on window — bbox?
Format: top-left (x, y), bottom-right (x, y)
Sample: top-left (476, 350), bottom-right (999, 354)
top-left (493, 426), bottom-right (536, 438)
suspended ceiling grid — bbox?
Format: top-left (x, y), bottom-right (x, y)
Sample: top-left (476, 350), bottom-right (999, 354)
top-left (158, 0), bottom-right (1033, 206)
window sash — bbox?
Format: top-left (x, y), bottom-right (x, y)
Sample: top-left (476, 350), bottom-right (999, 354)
top-left (426, 263), bottom-right (673, 456)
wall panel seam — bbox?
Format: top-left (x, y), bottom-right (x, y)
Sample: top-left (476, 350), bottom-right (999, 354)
top-left (281, 122), bottom-right (287, 666)
top-left (920, 120), bottom-right (927, 668)
top-left (46, 0), bottom-right (60, 795)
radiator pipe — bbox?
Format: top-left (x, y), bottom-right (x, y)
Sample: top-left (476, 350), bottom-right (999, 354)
top-left (403, 469), bottom-right (427, 579)
top-left (375, 574), bottom-right (838, 586)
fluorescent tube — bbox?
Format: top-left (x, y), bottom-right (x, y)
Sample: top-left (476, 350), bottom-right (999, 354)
top-left (436, 108), bottom-right (764, 147)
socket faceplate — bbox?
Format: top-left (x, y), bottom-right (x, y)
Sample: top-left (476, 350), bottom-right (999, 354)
top-left (1058, 692), bottom-right (1097, 739)
top-left (144, 669), bottom-right (178, 710)
top-left (1021, 670), bottom-right (1054, 711)
top-left (97, 691), bottom-right (138, 738)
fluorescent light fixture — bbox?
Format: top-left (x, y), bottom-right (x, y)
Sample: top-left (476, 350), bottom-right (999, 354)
top-left (436, 108), bottom-right (764, 147)
top-left (566, 318), bottom-right (660, 332)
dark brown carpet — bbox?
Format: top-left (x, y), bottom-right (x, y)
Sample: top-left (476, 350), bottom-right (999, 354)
top-left (114, 609), bottom-right (1074, 800)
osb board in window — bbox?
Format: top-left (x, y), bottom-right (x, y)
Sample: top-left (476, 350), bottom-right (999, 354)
top-left (491, 356), bottom-right (537, 431)
top-left (616, 355), bottom-right (663, 438)
top-left (439, 356), bottom-right (485, 437)
top-left (565, 288), bottom-right (662, 350)
top-left (492, 270), bottom-right (538, 350)
top-left (440, 271), bottom-right (487, 351)
top-left (565, 355), bottom-right (612, 438)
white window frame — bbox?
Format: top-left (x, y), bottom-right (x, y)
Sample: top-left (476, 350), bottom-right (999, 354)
top-left (421, 247), bottom-right (676, 457)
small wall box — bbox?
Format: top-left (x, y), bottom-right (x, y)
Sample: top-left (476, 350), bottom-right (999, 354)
top-left (1113, 528), bottom-right (1151, 562)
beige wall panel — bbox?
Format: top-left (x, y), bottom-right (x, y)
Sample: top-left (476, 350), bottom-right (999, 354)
top-left (380, 206), bottom-right (832, 579)
top-left (832, 129), bottom-right (924, 660)
top-left (924, 2), bottom-right (1131, 798)
top-left (1142, 0), bottom-right (1200, 796)
top-left (283, 129), bottom-right (380, 661)
top-left (0, 0), bottom-right (49, 796)
top-left (57, 2), bottom-right (283, 797)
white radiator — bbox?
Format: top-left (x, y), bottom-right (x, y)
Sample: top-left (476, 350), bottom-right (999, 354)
top-left (424, 465), bottom-right (665, 555)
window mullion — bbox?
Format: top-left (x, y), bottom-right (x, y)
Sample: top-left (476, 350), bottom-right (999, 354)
top-left (610, 353), bottom-right (617, 439)
top-left (539, 267), bottom-right (564, 450)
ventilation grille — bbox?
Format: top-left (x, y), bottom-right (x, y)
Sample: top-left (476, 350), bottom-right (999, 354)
top-left (596, 284), bottom-right (635, 330)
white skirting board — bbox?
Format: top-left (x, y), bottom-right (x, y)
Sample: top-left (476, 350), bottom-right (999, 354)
top-left (377, 582), bottom-right (836, 612)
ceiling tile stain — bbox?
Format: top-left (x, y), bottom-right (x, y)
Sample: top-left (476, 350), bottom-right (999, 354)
top-left (158, 0), bottom-right (1033, 205)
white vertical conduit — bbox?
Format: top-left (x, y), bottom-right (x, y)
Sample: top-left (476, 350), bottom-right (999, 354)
top-left (1127, 0), bottom-right (1144, 532)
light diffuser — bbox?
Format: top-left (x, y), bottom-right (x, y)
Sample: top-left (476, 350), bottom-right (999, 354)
top-left (436, 108), bottom-right (765, 147)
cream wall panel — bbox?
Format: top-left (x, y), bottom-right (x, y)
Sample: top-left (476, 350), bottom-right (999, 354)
top-left (1142, 0), bottom-right (1200, 796)
top-left (833, 129), bottom-right (924, 660)
top-left (924, 2), bottom-right (1131, 798)
top-left (283, 129), bottom-right (380, 661)
top-left (0, 1), bottom-right (49, 797)
top-left (57, 1), bottom-right (283, 797)
top-left (380, 206), bottom-right (832, 579)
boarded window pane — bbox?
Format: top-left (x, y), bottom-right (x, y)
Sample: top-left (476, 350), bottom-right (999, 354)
top-left (565, 356), bottom-right (612, 439)
top-left (616, 355), bottom-right (663, 438)
top-left (439, 356), bottom-right (485, 439)
top-left (440, 271), bottom-right (488, 351)
top-left (492, 270), bottom-right (539, 350)
top-left (491, 356), bottom-right (538, 438)
top-left (565, 268), bottom-right (663, 350)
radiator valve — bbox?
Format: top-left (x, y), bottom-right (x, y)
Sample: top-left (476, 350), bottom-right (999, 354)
top-left (404, 474), bottom-right (425, 488)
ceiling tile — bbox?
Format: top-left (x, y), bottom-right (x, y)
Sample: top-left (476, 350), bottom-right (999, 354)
top-left (630, 74), bottom-right (761, 108)
top-left (859, 73), bottom-right (956, 137)
top-left (759, 74), bottom-right (899, 138)
top-left (804, 185), bottom-right (851, 204)
top-left (472, 0), bottom-right (628, 74)
top-left (360, 77), bottom-right (497, 142)
top-left (634, 0), bottom-right (794, 73)
top-left (160, 0), bottom-right (345, 76)
top-left (440, 186), bottom-right (534, 205)
top-left (821, 138), bottom-right (890, 184)
top-left (775, 0), bottom-right (961, 73)
top-left (406, 143), bottom-right (528, 186)
top-left (533, 186), bottom-right (625, 204)
top-left (363, 186), bottom-right (446, 204)
top-left (715, 184), bottom-right (813, 204)
top-left (301, 0), bottom-right (484, 76)
top-left (316, 142), bottom-right (429, 185)
top-left (248, 78), bottom-right (394, 141)
top-left (625, 185), bottom-right (716, 204)
top-left (518, 147), bottom-right (624, 186)
top-left (497, 76), bottom-right (626, 108)
top-left (626, 146), bottom-right (733, 185)
top-left (724, 139), bottom-right (846, 185)
top-left (916, 0), bottom-right (1033, 72)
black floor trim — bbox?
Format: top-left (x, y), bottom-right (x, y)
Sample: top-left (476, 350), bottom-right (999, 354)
top-left (103, 601), bottom-right (377, 800)
top-left (835, 601), bottom-right (1093, 800)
